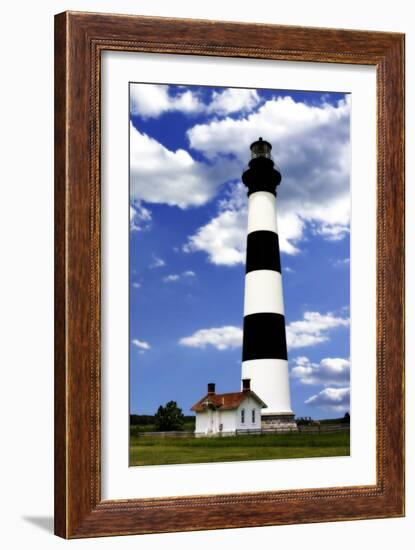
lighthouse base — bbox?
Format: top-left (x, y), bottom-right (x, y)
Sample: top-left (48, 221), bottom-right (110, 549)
top-left (261, 413), bottom-right (297, 432)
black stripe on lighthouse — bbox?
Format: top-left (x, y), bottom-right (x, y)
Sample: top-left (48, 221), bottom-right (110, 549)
top-left (246, 231), bottom-right (281, 273)
top-left (242, 313), bottom-right (288, 361)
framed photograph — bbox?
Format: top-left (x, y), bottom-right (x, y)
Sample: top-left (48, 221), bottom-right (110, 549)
top-left (54, 11), bottom-right (405, 538)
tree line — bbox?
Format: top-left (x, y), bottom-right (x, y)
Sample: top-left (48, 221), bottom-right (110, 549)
top-left (130, 401), bottom-right (195, 431)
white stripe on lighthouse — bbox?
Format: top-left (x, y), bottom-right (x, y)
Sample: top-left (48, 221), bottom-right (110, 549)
top-left (244, 270), bottom-right (285, 316)
top-left (241, 359), bottom-right (292, 414)
top-left (247, 191), bottom-right (279, 234)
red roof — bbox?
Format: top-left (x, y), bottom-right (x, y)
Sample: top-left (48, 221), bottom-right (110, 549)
top-left (191, 390), bottom-right (267, 412)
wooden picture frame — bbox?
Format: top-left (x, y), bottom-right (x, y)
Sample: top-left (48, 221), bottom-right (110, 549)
top-left (54, 11), bottom-right (405, 538)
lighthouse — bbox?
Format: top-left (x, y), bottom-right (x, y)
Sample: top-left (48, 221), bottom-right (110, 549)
top-left (241, 138), bottom-right (297, 431)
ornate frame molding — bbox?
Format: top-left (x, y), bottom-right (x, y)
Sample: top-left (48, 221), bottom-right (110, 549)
top-left (55, 11), bottom-right (405, 538)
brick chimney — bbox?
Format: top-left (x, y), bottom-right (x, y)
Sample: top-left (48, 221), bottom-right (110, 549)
top-left (242, 378), bottom-right (251, 392)
top-left (207, 382), bottom-right (215, 395)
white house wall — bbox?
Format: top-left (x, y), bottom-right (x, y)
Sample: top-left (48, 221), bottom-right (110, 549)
top-left (195, 409), bottom-right (237, 435)
top-left (220, 410), bottom-right (237, 433)
top-left (195, 411), bottom-right (209, 434)
top-left (236, 396), bottom-right (262, 431)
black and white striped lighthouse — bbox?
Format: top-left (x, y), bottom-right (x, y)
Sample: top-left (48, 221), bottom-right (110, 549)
top-left (241, 138), bottom-right (297, 431)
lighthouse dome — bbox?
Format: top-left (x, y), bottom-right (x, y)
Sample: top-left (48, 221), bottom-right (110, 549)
top-left (250, 137), bottom-right (272, 159)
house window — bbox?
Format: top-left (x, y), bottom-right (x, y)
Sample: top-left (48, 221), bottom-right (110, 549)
top-left (241, 409), bottom-right (245, 424)
top-left (252, 409), bottom-right (256, 423)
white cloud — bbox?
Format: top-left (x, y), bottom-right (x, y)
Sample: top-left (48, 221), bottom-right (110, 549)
top-left (132, 339), bottom-right (151, 351)
top-left (163, 270), bottom-right (196, 282)
top-left (179, 326), bottom-right (242, 350)
top-left (130, 84), bottom-right (204, 118)
top-left (207, 88), bottom-right (260, 116)
top-left (183, 95), bottom-right (350, 263)
top-left (150, 256), bottom-right (165, 269)
top-left (163, 274), bottom-right (180, 283)
top-left (130, 202), bottom-right (152, 231)
top-left (183, 187), bottom-right (247, 265)
top-left (291, 356), bottom-right (350, 386)
top-left (286, 311), bottom-right (349, 350)
top-left (305, 386), bottom-right (350, 413)
top-left (283, 266), bottom-right (295, 273)
top-left (333, 257), bottom-right (350, 267)
top-left (132, 282), bottom-right (141, 289)
top-left (130, 124), bottom-right (238, 209)
top-left (130, 84), bottom-right (260, 119)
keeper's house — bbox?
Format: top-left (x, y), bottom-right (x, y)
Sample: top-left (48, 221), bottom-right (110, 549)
top-left (191, 379), bottom-right (267, 436)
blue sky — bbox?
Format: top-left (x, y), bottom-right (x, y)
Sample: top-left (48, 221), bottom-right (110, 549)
top-left (129, 83), bottom-right (350, 420)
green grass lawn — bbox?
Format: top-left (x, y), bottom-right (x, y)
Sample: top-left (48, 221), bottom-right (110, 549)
top-left (129, 431), bottom-right (350, 466)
